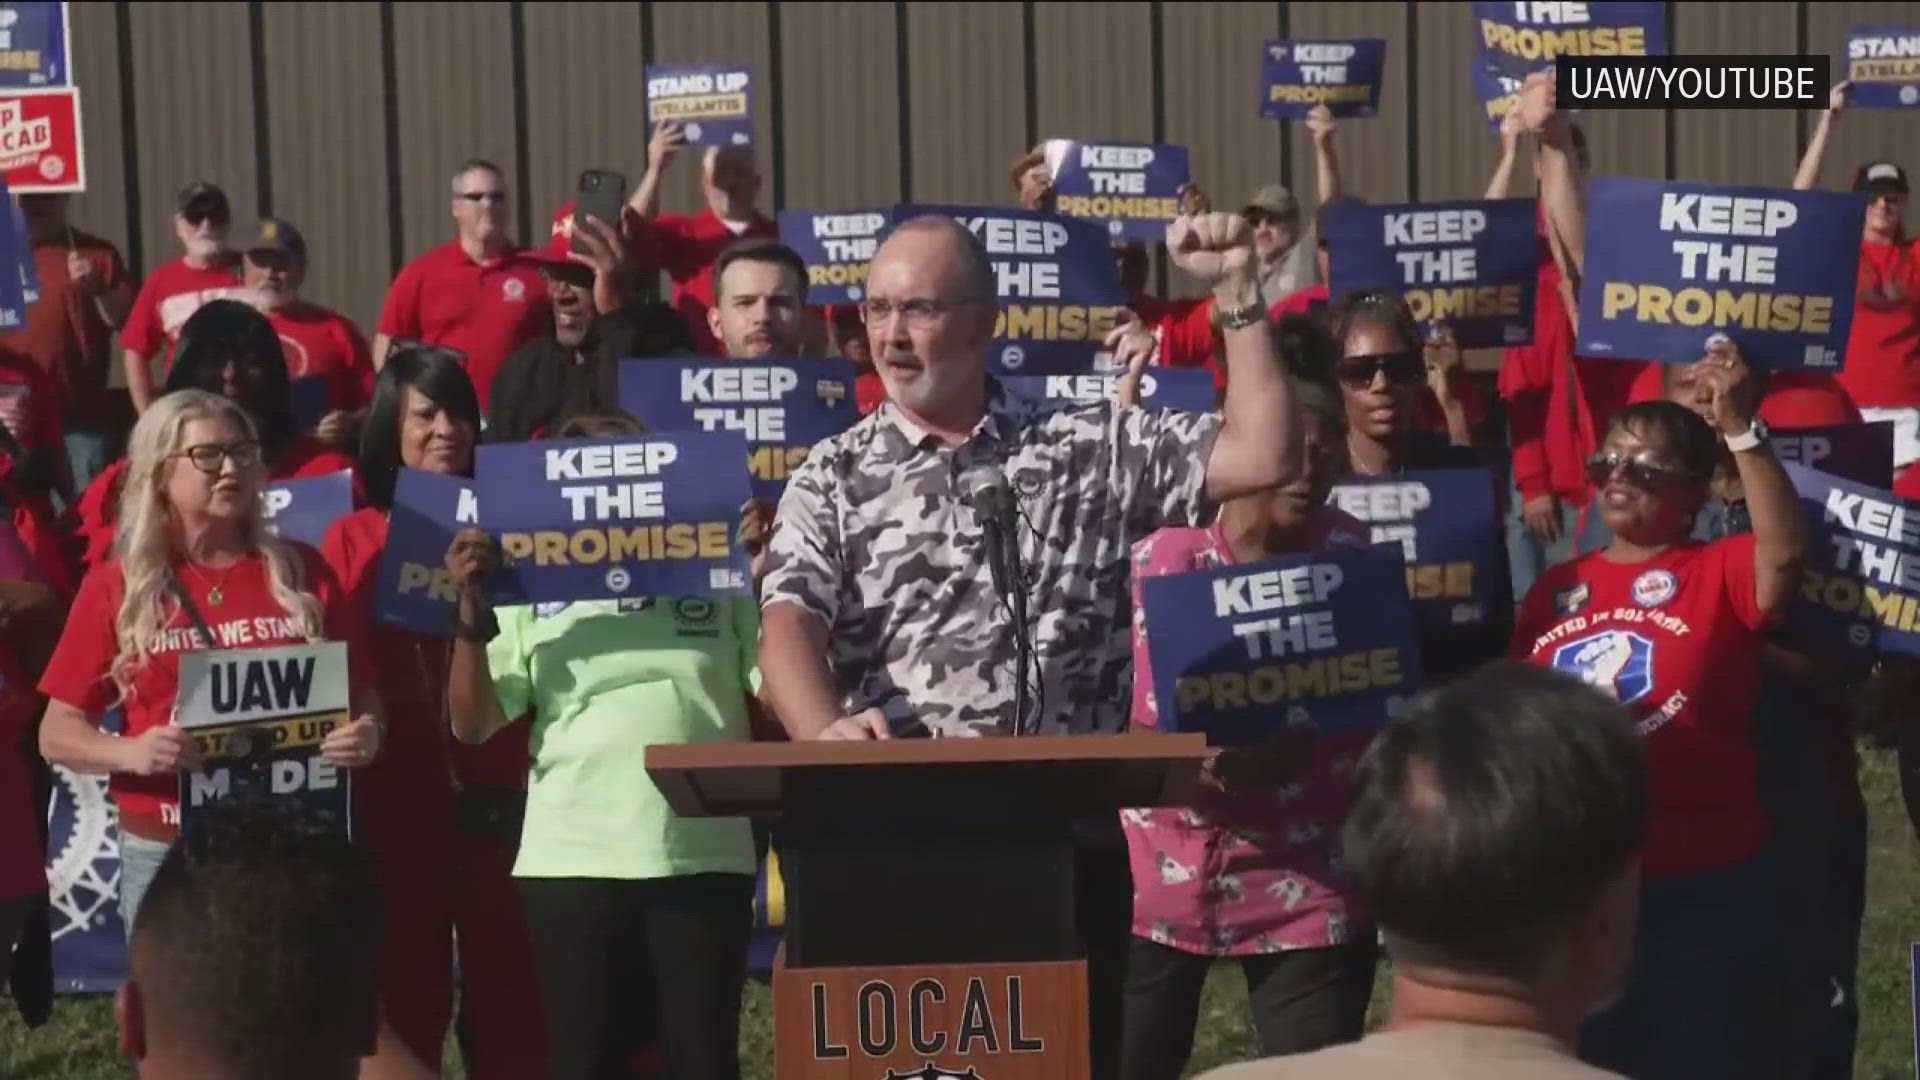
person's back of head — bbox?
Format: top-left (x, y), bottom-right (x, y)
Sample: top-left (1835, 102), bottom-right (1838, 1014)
top-left (1344, 661), bottom-right (1646, 1016)
top-left (117, 796), bottom-right (380, 1080)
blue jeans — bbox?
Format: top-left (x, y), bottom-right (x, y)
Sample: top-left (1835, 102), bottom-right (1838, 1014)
top-left (1505, 474), bottom-right (1611, 601)
top-left (63, 426), bottom-right (111, 495)
top-left (1581, 849), bottom-right (1781, 1080)
top-left (116, 831), bottom-right (171, 943)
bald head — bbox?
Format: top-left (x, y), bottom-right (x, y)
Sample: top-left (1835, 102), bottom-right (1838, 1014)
top-left (878, 215), bottom-right (996, 303)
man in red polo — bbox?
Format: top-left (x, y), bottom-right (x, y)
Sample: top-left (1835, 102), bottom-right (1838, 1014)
top-left (120, 181), bottom-right (249, 412)
top-left (236, 218), bottom-right (374, 450)
top-left (373, 158), bottom-right (547, 411)
top-left (628, 121), bottom-right (776, 356)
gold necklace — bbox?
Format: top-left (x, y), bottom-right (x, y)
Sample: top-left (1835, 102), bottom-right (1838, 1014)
top-left (181, 559), bottom-right (239, 607)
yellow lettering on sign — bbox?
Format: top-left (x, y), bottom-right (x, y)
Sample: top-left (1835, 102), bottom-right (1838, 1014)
top-left (1173, 648), bottom-right (1405, 711)
top-left (1600, 282), bottom-right (1833, 335)
top-left (497, 523), bottom-right (733, 566)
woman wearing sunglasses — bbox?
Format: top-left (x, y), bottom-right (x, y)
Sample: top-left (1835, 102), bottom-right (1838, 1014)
top-left (319, 346), bottom-right (544, 1079)
top-left (36, 388), bottom-right (382, 934)
top-left (69, 300), bottom-right (358, 569)
top-left (1328, 291), bottom-right (1509, 683)
top-left (1511, 338), bottom-right (1805, 1080)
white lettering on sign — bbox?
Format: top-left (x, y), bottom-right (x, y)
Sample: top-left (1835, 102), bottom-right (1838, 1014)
top-left (1300, 64), bottom-right (1350, 84)
top-left (261, 488), bottom-right (293, 518)
top-left (964, 217), bottom-right (1071, 256)
top-left (691, 407), bottom-right (785, 441)
top-left (558, 481), bottom-right (666, 522)
top-left (823, 237), bottom-right (878, 262)
top-left (1079, 145), bottom-right (1155, 170)
top-left (1232, 609), bottom-right (1339, 660)
top-left (1515, 1), bottom-right (1590, 24)
top-left (1824, 486), bottom-right (1920, 547)
top-left (1293, 43), bottom-right (1357, 63)
top-left (648, 71), bottom-right (747, 97)
top-left (1771, 435), bottom-right (1831, 466)
top-left (543, 442), bottom-right (680, 481)
top-left (272, 756), bottom-right (339, 794)
top-left (1669, 238), bottom-right (1779, 285)
top-left (1211, 564), bottom-right (1345, 616)
top-left (1849, 34), bottom-right (1920, 59)
top-left (680, 366), bottom-right (800, 403)
top-left (456, 487), bottom-right (479, 525)
top-left (812, 213), bottom-right (886, 238)
top-left (1330, 482), bottom-right (1433, 521)
top-left (1657, 193), bottom-right (1798, 238)
top-left (1384, 209), bottom-right (1488, 246)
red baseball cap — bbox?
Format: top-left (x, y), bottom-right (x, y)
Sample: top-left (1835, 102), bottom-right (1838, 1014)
top-left (539, 200), bottom-right (644, 267)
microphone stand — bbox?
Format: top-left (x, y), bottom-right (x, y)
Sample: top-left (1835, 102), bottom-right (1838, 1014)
top-left (1005, 538), bottom-right (1032, 737)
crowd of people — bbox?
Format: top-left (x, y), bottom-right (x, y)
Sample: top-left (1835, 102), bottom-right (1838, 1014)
top-left (0, 64), bottom-right (1912, 1080)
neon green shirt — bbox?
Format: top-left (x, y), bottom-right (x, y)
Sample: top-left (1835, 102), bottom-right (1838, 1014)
top-left (487, 595), bottom-right (758, 880)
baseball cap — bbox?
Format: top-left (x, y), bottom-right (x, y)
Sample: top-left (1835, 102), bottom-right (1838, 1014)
top-left (232, 218), bottom-right (308, 264)
top-left (176, 181), bottom-right (230, 222)
top-left (1853, 161), bottom-right (1909, 196)
top-left (1243, 184), bottom-right (1300, 221)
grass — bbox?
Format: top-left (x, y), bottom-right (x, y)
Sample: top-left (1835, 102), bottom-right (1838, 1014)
top-left (6, 744), bottom-right (1920, 1078)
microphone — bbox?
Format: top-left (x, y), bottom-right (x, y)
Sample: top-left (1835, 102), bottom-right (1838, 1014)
top-left (959, 463), bottom-right (1017, 600)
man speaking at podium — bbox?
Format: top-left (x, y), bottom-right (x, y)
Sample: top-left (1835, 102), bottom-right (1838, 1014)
top-left (757, 209), bottom-right (1299, 1074)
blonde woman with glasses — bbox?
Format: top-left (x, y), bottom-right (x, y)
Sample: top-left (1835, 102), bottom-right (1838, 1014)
top-left (37, 388), bottom-right (382, 934)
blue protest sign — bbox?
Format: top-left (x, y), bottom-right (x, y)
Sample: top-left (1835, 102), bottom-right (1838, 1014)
top-left (475, 431), bottom-right (752, 606)
top-left (46, 762), bottom-right (128, 991)
top-left (1002, 367), bottom-right (1216, 413)
top-left (1261, 38), bottom-right (1387, 119)
top-left (1141, 546), bottom-right (1421, 747)
top-left (9, 198), bottom-right (34, 303)
top-left (261, 470), bottom-right (353, 550)
top-left (0, 3), bottom-right (68, 88)
top-left (616, 357), bottom-right (859, 502)
top-left (1043, 140), bottom-right (1191, 243)
top-left (1844, 27), bottom-right (1920, 108)
top-left (289, 374), bottom-right (331, 433)
top-left (890, 204), bottom-right (1127, 377)
top-left (1788, 462), bottom-right (1920, 659)
top-left (1773, 421), bottom-right (1895, 489)
top-left (1576, 180), bottom-right (1865, 370)
top-left (1470, 63), bottom-right (1523, 132)
top-left (0, 176), bottom-right (27, 328)
top-left (644, 62), bottom-right (752, 147)
top-left (779, 208), bottom-right (886, 305)
top-left (1323, 197), bottom-right (1538, 348)
top-left (1329, 468), bottom-right (1503, 632)
top-left (1472, 1), bottom-right (1667, 84)
top-left (374, 468), bottom-right (477, 636)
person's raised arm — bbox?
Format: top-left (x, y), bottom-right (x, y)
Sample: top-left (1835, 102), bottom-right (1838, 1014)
top-left (1794, 82), bottom-right (1849, 191)
top-left (1306, 104), bottom-right (1345, 206)
top-left (1168, 213), bottom-right (1298, 500)
top-left (628, 121), bottom-right (685, 221)
top-left (442, 528), bottom-right (513, 745)
top-left (1485, 111), bottom-right (1525, 200)
top-left (1526, 74), bottom-right (1585, 284)
top-left (1702, 338), bottom-right (1806, 616)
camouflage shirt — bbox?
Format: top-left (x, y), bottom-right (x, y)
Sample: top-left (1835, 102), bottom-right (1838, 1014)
top-left (761, 379), bottom-right (1221, 737)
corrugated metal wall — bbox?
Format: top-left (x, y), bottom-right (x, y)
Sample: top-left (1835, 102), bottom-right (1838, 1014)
top-left (64, 1), bottom-right (1915, 327)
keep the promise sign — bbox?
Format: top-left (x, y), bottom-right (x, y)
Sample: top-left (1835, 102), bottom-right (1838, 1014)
top-left (374, 468), bottom-right (477, 636)
top-left (475, 431), bottom-right (752, 606)
top-left (779, 208), bottom-right (885, 305)
top-left (1043, 140), bottom-right (1191, 243)
top-left (1141, 546), bottom-right (1420, 747)
top-left (261, 470), bottom-right (354, 550)
top-left (1788, 462), bottom-right (1920, 659)
top-left (176, 641), bottom-right (352, 834)
top-left (890, 204), bottom-right (1126, 377)
top-left (1323, 197), bottom-right (1538, 348)
top-left (1002, 368), bottom-right (1216, 413)
top-left (1843, 26), bottom-right (1920, 108)
top-left (1260, 38), bottom-right (1386, 119)
top-left (1576, 179), bottom-right (1865, 370)
top-left (1329, 468), bottom-right (1503, 631)
top-left (644, 62), bottom-right (751, 146)
top-left (617, 358), bottom-right (859, 502)
top-left (1472, 1), bottom-right (1667, 84)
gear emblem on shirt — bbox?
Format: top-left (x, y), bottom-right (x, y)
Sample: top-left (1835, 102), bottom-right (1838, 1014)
top-left (502, 277), bottom-right (526, 302)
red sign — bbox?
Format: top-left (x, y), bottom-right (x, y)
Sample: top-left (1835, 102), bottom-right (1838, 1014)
top-left (0, 87), bottom-right (81, 192)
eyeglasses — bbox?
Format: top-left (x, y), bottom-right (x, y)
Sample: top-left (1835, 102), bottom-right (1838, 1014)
top-left (173, 440), bottom-right (262, 475)
top-left (1243, 210), bottom-right (1297, 228)
top-left (182, 209), bottom-right (229, 227)
top-left (1583, 451), bottom-right (1691, 490)
top-left (860, 297), bottom-right (981, 328)
top-left (457, 191), bottom-right (508, 204)
top-left (1334, 351), bottom-right (1423, 388)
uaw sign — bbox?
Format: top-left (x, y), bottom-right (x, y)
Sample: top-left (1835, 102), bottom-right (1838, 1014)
top-left (0, 86), bottom-right (77, 191)
top-left (176, 641), bottom-right (353, 835)
top-left (773, 958), bottom-right (1085, 1080)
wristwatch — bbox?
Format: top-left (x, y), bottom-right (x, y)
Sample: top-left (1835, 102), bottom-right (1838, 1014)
top-left (1217, 296), bottom-right (1265, 330)
top-left (1724, 418), bottom-right (1769, 453)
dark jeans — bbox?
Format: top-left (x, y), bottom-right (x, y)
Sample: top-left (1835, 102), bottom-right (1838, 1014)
top-left (1581, 850), bottom-right (1781, 1080)
top-left (1118, 935), bottom-right (1377, 1080)
top-left (1813, 796), bottom-right (1866, 1080)
top-left (518, 873), bottom-right (754, 1080)
top-left (0, 892), bottom-right (30, 990)
top-left (1074, 817), bottom-right (1138, 1080)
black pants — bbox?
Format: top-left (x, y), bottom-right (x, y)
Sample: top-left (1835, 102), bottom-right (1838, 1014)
top-left (1118, 934), bottom-right (1378, 1080)
top-left (518, 873), bottom-right (755, 1080)
top-left (1074, 827), bottom-right (1136, 1080)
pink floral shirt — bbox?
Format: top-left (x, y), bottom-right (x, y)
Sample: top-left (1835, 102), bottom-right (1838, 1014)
top-left (1124, 511), bottom-right (1375, 957)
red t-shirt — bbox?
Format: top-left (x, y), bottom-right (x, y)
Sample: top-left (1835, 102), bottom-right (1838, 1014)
top-left (71, 437), bottom-right (357, 570)
top-left (321, 509), bottom-right (529, 800)
top-left (37, 544), bottom-right (353, 838)
top-left (635, 208), bottom-right (777, 356)
top-left (1511, 535), bottom-right (1769, 877)
top-left (1625, 364), bottom-right (1861, 428)
top-left (375, 242), bottom-right (549, 411)
top-left (118, 256), bottom-right (249, 360)
top-left (0, 232), bottom-right (130, 424)
top-left (270, 301), bottom-right (375, 412)
top-left (1837, 237), bottom-right (1920, 409)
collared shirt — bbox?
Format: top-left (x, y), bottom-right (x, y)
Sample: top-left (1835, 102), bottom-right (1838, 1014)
top-left (760, 377), bottom-right (1222, 737)
top-left (375, 241), bottom-right (550, 411)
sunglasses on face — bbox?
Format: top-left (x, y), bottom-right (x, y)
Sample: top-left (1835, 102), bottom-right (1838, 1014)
top-left (173, 440), bottom-right (262, 475)
top-left (457, 191), bottom-right (508, 204)
top-left (1334, 351), bottom-right (1423, 388)
top-left (1584, 451), bottom-right (1691, 489)
top-left (182, 209), bottom-right (229, 227)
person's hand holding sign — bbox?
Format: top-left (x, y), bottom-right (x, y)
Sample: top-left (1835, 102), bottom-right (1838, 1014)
top-left (446, 527), bottom-right (493, 624)
top-left (647, 120), bottom-right (687, 172)
top-left (1826, 80), bottom-right (1851, 119)
top-left (1517, 69), bottom-right (1557, 133)
top-left (120, 724), bottom-right (202, 776)
top-left (1176, 182), bottom-right (1211, 217)
top-left (1423, 323), bottom-right (1463, 408)
top-left (68, 249), bottom-right (100, 294)
top-left (1305, 103), bottom-right (1337, 148)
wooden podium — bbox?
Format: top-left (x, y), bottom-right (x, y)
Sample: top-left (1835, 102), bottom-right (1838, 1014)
top-left (647, 734), bottom-right (1210, 1080)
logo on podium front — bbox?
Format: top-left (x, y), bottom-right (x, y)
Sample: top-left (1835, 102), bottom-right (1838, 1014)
top-left (884, 1067), bottom-right (984, 1080)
